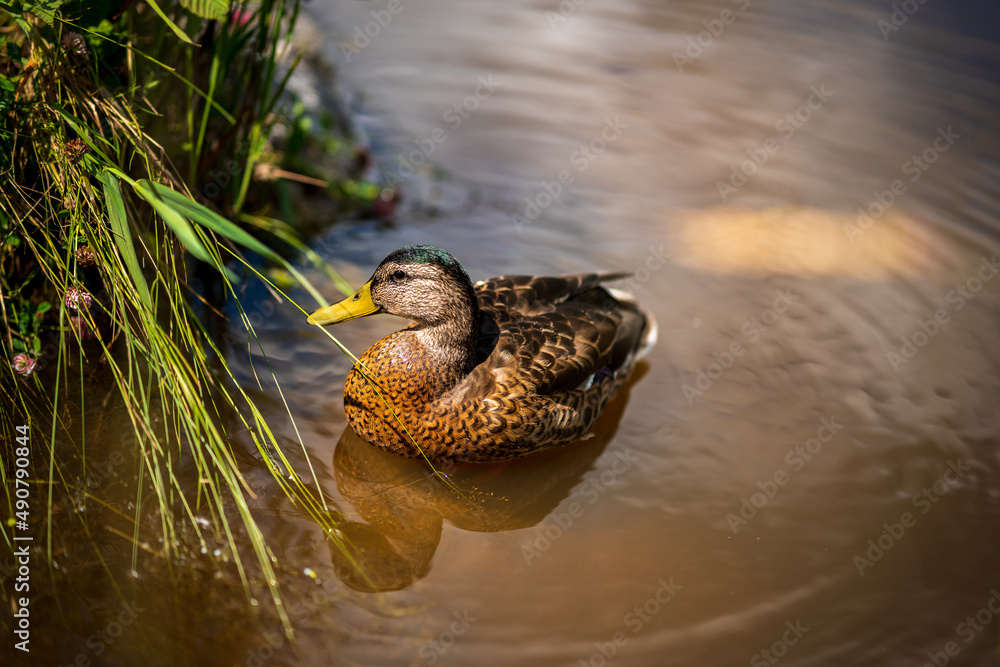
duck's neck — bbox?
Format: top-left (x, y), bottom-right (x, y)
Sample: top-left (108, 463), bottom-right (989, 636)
top-left (413, 300), bottom-right (479, 378)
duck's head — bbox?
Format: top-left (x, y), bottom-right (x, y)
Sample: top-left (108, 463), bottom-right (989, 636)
top-left (307, 245), bottom-right (478, 327)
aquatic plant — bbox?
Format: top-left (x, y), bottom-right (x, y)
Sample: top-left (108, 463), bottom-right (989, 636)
top-left (0, 0), bottom-right (361, 639)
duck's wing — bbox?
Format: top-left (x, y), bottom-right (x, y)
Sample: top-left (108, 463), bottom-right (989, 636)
top-left (471, 274), bottom-right (647, 395)
top-left (474, 274), bottom-right (630, 324)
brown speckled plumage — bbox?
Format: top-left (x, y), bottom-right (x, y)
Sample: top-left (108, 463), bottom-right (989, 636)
top-left (311, 246), bottom-right (655, 462)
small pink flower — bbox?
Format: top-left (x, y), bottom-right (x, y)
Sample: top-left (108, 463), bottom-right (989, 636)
top-left (12, 353), bottom-right (38, 376)
top-left (231, 8), bottom-right (252, 27)
top-left (70, 316), bottom-right (97, 341)
top-left (65, 286), bottom-right (93, 312)
top-left (62, 32), bottom-right (87, 57)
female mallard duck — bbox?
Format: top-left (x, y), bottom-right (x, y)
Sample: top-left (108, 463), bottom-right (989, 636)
top-left (308, 245), bottom-right (656, 463)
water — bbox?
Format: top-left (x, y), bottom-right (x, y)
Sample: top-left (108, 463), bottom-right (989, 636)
top-left (208, 1), bottom-right (1000, 665)
top-left (13, 1), bottom-right (1000, 665)
top-left (228, 0), bottom-right (1000, 665)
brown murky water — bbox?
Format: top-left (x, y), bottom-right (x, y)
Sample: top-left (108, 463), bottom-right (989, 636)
top-left (239, 0), bottom-right (1000, 665)
top-left (10, 0), bottom-right (1000, 665)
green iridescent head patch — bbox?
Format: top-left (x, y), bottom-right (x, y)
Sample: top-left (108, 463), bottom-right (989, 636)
top-left (383, 245), bottom-right (470, 281)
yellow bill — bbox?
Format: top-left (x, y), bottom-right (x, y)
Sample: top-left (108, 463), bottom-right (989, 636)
top-left (307, 281), bottom-right (381, 325)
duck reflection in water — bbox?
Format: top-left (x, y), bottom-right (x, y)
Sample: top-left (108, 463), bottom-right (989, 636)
top-left (326, 367), bottom-right (645, 592)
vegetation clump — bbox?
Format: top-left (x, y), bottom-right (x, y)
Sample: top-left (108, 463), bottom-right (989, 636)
top-left (0, 0), bottom-right (373, 642)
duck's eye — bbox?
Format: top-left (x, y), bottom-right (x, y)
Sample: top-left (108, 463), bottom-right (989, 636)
top-left (392, 269), bottom-right (406, 281)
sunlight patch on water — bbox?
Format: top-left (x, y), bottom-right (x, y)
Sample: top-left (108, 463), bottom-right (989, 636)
top-left (672, 205), bottom-right (949, 279)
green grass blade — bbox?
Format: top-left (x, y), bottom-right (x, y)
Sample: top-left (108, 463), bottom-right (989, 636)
top-left (149, 184), bottom-right (328, 304)
top-left (232, 123), bottom-right (262, 214)
top-left (150, 184), bottom-right (278, 259)
top-left (192, 47), bottom-right (222, 184)
top-left (99, 171), bottom-right (153, 311)
top-left (133, 180), bottom-right (238, 283)
top-left (50, 105), bottom-right (116, 152)
top-left (145, 0), bottom-right (197, 45)
top-left (265, 49), bottom-right (304, 114)
top-left (65, 23), bottom-right (237, 125)
top-left (240, 214), bottom-right (354, 297)
top-left (180, 0), bottom-right (230, 21)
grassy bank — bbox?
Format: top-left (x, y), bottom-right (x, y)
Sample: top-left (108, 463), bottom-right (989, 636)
top-left (0, 0), bottom-right (376, 641)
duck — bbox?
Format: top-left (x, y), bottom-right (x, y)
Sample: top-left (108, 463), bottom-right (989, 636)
top-left (308, 245), bottom-right (656, 463)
